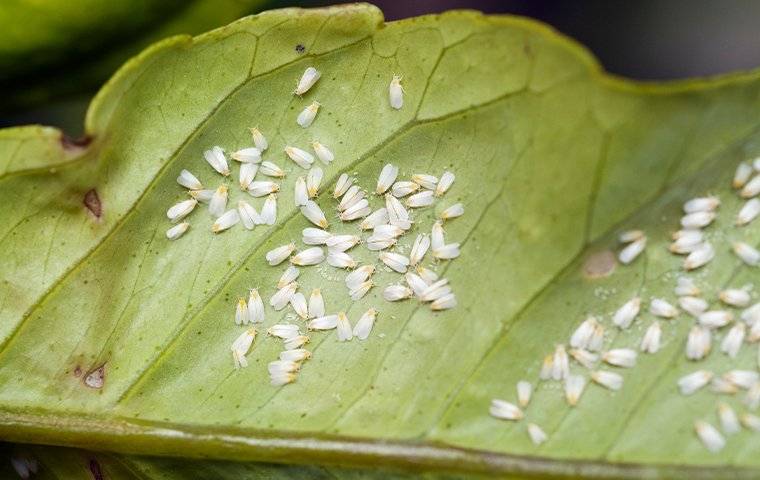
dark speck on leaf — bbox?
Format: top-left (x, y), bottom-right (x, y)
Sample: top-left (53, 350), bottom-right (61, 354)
top-left (295, 44), bottom-right (305, 53)
top-left (83, 189), bottom-right (102, 218)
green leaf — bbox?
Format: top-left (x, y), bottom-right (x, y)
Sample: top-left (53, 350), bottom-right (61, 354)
top-left (2, 4), bottom-right (760, 478)
top-left (0, 0), bottom-right (269, 111)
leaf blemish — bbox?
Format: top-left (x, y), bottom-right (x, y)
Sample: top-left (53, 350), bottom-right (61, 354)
top-left (83, 365), bottom-right (105, 389)
top-left (88, 458), bottom-right (103, 480)
top-left (83, 189), bottom-right (102, 219)
top-left (582, 250), bottom-right (616, 279)
top-left (60, 133), bottom-right (92, 152)
top-left (295, 44), bottom-right (305, 53)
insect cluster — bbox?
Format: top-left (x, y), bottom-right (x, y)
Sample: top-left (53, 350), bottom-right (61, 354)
top-left (490, 158), bottom-right (760, 452)
top-left (164, 66), bottom-right (463, 386)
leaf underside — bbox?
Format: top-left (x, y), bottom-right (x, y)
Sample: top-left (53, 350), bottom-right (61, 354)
top-left (2, 3), bottom-right (760, 478)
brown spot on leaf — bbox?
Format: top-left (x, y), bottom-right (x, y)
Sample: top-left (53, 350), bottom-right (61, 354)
top-left (295, 44), bottom-right (305, 53)
top-left (583, 250), bottom-right (617, 279)
top-left (73, 365), bottom-right (82, 377)
top-left (83, 189), bottom-right (102, 218)
top-left (61, 134), bottom-right (92, 152)
top-left (83, 365), bottom-right (105, 389)
top-left (88, 459), bottom-right (103, 480)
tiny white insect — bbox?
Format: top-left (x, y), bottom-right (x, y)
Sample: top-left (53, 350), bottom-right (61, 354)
top-left (346, 265), bottom-right (375, 289)
top-left (618, 237), bottom-right (646, 264)
top-left (678, 370), bottom-right (713, 395)
top-left (353, 308), bottom-right (378, 340)
top-left (300, 200), bottom-right (329, 228)
top-left (683, 196), bottom-right (720, 213)
top-left (386, 194), bottom-right (412, 229)
top-left (294, 66), bottom-right (320, 95)
top-left (684, 242), bottom-right (715, 270)
top-left (741, 175), bottom-right (760, 198)
top-left (734, 162), bottom-right (754, 189)
top-left (270, 283), bottom-right (298, 311)
top-left (406, 190), bottom-right (435, 208)
top-left (365, 235), bottom-right (397, 251)
top-left (436, 171), bottom-right (455, 197)
top-left (431, 293), bottom-right (457, 310)
top-left (564, 374), bottom-right (586, 407)
top-left (285, 146), bottom-right (315, 169)
top-left (372, 224), bottom-right (405, 240)
top-left (415, 265), bottom-right (439, 284)
top-left (278, 266), bottom-right (300, 289)
top-left (602, 348), bottom-right (637, 368)
top-left (290, 292), bottom-right (308, 319)
top-left (268, 360), bottom-right (300, 376)
top-left (340, 199), bottom-right (372, 221)
top-left (670, 233), bottom-right (704, 254)
top-left (433, 243), bottom-right (461, 260)
top-left (516, 380), bottom-right (532, 407)
top-left (674, 276), bottom-right (700, 297)
top-left (408, 234), bottom-right (431, 266)
top-left (392, 181), bottom-right (420, 198)
top-left (266, 243), bottom-right (296, 266)
top-left (539, 354), bottom-right (553, 381)
top-left (720, 288), bottom-right (751, 307)
top-left (680, 211), bottom-right (716, 229)
top-left (207, 184), bottom-right (229, 217)
top-left (211, 209), bottom-right (239, 233)
top-left (587, 324), bottom-right (605, 352)
top-left (640, 321), bottom-right (661, 354)
top-left (267, 323), bottom-right (300, 339)
top-left (379, 252), bottom-right (410, 273)
top-left (709, 327), bottom-right (737, 359)
top-left (591, 370), bottom-right (623, 391)
top-left (649, 298), bottom-right (679, 318)
top-left (270, 372), bottom-right (297, 386)
top-left (405, 272), bottom-right (428, 298)
top-left (489, 399), bottom-right (524, 421)
top-left (279, 349), bottom-right (311, 362)
top-left (711, 377), bottom-right (738, 395)
top-left (231, 327), bottom-right (257, 368)
top-left (291, 247), bottom-right (325, 266)
top-left (694, 421), bottom-right (725, 453)
top-left (376, 164), bottom-right (399, 195)
top-left (284, 335), bottom-right (310, 350)
top-left (333, 173), bottom-right (352, 198)
top-left (339, 185), bottom-right (365, 212)
top-left (569, 348), bottom-right (598, 369)
top-left (239, 162), bottom-right (258, 191)
top-left (349, 280), bottom-right (373, 301)
top-left (742, 302), bottom-right (760, 325)
top-left (250, 127), bottom-right (268, 151)
top-left (325, 235), bottom-right (359, 253)
top-left (235, 297), bottom-right (249, 325)
top-left (327, 251), bottom-right (356, 269)
top-left (686, 326), bottom-right (711, 360)
top-left (733, 241), bottom-right (760, 266)
top-left (302, 227), bottom-right (330, 245)
top-left (336, 312), bottom-right (353, 342)
top-left (232, 147), bottom-right (262, 163)
top-left (389, 74), bottom-right (404, 110)
top-left (166, 222), bottom-right (190, 240)
top-left (420, 279), bottom-right (451, 302)
top-left (261, 194), bottom-right (277, 225)
top-left (308, 314), bottom-right (338, 330)
top-left (177, 169), bottom-right (203, 190)
top-left (204, 146), bottom-right (230, 176)
top-left (679, 296), bottom-right (708, 317)
top-left (698, 310), bottom-right (733, 329)
top-left (248, 289), bottom-right (265, 323)
top-left (308, 288), bottom-right (324, 319)
top-left (297, 101), bottom-right (320, 128)
top-left (383, 284), bottom-right (413, 302)
top-left (247, 181), bottom-right (280, 198)
top-left (723, 370), bottom-right (759, 389)
top-left (311, 141), bottom-right (334, 164)
top-left (613, 297), bottom-right (641, 329)
top-left (412, 174), bottom-right (438, 190)
top-left (294, 177), bottom-right (309, 207)
top-left (741, 413), bottom-right (760, 432)
top-left (189, 188), bottom-right (214, 203)
top-left (305, 166), bottom-right (323, 198)
top-left (238, 200), bottom-right (261, 230)
top-left (552, 345), bottom-right (570, 380)
top-left (570, 317), bottom-right (598, 349)
top-left (671, 228), bottom-right (703, 242)
top-left (619, 230), bottom-right (645, 243)
top-left (440, 203), bottom-right (464, 221)
top-left (260, 161), bottom-right (286, 178)
top-left (360, 208), bottom-right (390, 230)
top-left (737, 198), bottom-right (760, 226)
top-left (167, 198), bottom-right (197, 222)
top-left (527, 423), bottom-right (547, 446)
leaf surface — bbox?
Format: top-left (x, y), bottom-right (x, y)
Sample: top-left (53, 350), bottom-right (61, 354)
top-left (2, 4), bottom-right (760, 478)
